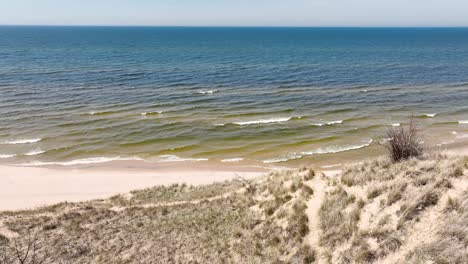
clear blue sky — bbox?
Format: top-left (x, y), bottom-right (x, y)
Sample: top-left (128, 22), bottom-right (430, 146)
top-left (1, 0), bottom-right (468, 27)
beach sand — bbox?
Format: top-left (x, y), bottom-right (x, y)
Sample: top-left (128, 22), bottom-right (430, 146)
top-left (1, 144), bottom-right (466, 212)
top-left (0, 164), bottom-right (265, 211)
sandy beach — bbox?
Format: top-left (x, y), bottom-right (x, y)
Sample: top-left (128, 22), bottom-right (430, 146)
top-left (1, 144), bottom-right (465, 211)
top-left (0, 164), bottom-right (266, 211)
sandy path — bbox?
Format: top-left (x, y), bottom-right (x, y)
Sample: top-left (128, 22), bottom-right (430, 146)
top-left (0, 165), bottom-right (263, 211)
top-left (305, 171), bottom-right (338, 263)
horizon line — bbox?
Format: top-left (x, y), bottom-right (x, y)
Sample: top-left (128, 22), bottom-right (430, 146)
top-left (1, 24), bottom-right (468, 28)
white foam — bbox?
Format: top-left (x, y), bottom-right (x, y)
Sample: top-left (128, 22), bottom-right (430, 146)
top-left (197, 90), bottom-right (219, 95)
top-left (221, 158), bottom-right (244, 163)
top-left (218, 117), bottom-right (295, 126)
top-left (312, 120), bottom-right (343, 126)
top-left (157, 155), bottom-right (208, 162)
top-left (141, 111), bottom-right (163, 116)
top-left (452, 131), bottom-right (458, 135)
top-left (263, 153), bottom-right (302, 164)
top-left (327, 120), bottom-right (343, 125)
top-left (0, 154), bottom-right (16, 159)
top-left (312, 123), bottom-right (325, 127)
top-left (86, 111), bottom-right (115, 116)
top-left (424, 113), bottom-right (437, 118)
top-left (2, 138), bottom-right (42, 144)
top-left (459, 120), bottom-right (468, 124)
top-left (391, 123), bottom-right (401, 127)
top-left (20, 157), bottom-right (143, 166)
top-left (235, 117), bottom-right (293, 125)
top-left (301, 139), bottom-right (373, 155)
top-left (24, 149), bottom-right (45, 156)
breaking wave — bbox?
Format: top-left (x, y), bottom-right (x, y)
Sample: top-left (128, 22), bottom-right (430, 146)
top-left (157, 155), bottom-right (208, 162)
top-left (19, 157), bottom-right (143, 166)
top-left (301, 139), bottom-right (373, 155)
top-left (2, 138), bottom-right (42, 144)
top-left (312, 120), bottom-right (343, 127)
top-left (0, 154), bottom-right (16, 159)
top-left (217, 117), bottom-right (300, 126)
top-left (141, 111), bottom-right (164, 116)
top-left (24, 149), bottom-right (46, 156)
top-left (263, 153), bottom-right (303, 164)
top-left (197, 90), bottom-right (219, 95)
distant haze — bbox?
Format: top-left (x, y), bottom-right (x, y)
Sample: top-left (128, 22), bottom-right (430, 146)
top-left (1, 0), bottom-right (468, 27)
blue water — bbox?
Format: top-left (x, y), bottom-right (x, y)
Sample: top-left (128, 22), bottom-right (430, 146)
top-left (0, 27), bottom-right (467, 166)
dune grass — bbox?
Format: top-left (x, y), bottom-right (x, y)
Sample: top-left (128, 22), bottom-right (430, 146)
top-left (0, 169), bottom-right (316, 264)
top-left (0, 153), bottom-right (466, 263)
top-left (319, 154), bottom-right (467, 263)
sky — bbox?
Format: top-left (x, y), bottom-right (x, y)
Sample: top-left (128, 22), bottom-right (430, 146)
top-left (1, 0), bottom-right (468, 27)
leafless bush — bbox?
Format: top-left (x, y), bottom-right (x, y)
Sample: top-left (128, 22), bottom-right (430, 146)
top-left (386, 117), bottom-right (423, 162)
top-left (0, 233), bottom-right (50, 264)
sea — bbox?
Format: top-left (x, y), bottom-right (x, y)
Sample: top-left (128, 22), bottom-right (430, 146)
top-left (0, 26), bottom-right (467, 168)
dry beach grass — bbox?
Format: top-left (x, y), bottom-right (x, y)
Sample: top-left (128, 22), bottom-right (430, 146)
top-left (0, 168), bottom-right (316, 263)
top-left (0, 152), bottom-right (466, 263)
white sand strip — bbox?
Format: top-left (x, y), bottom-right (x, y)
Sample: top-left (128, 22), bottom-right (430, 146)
top-left (0, 165), bottom-right (264, 211)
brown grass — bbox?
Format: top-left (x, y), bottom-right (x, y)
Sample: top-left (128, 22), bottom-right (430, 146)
top-left (319, 154), bottom-right (467, 263)
top-left (0, 169), bottom-right (316, 264)
top-left (0, 154), bottom-right (466, 263)
top-left (406, 191), bottom-right (468, 263)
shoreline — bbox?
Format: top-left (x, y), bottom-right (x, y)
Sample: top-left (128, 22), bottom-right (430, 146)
top-left (1, 143), bottom-right (466, 212)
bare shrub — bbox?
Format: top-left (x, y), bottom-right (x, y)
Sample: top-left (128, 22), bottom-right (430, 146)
top-left (386, 117), bottom-right (423, 163)
top-left (0, 233), bottom-right (50, 264)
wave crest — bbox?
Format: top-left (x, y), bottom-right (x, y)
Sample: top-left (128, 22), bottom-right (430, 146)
top-left (0, 154), bottom-right (16, 159)
top-left (141, 111), bottom-right (164, 116)
top-left (217, 117), bottom-right (299, 126)
top-left (263, 153), bottom-right (303, 164)
top-left (24, 149), bottom-right (45, 156)
top-left (157, 155), bottom-right (208, 162)
top-left (197, 90), bottom-right (219, 95)
top-left (312, 120), bottom-right (343, 127)
top-left (19, 157), bottom-right (143, 166)
top-left (2, 138), bottom-right (42, 144)
top-left (301, 139), bottom-right (373, 155)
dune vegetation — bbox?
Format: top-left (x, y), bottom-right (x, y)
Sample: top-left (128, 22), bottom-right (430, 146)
top-left (321, 154), bottom-right (467, 263)
top-left (0, 152), bottom-right (466, 263)
top-left (0, 168), bottom-right (316, 264)
top-left (1, 123), bottom-right (467, 263)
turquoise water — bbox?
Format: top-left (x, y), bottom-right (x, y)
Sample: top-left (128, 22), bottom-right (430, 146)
top-left (0, 27), bottom-right (467, 167)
